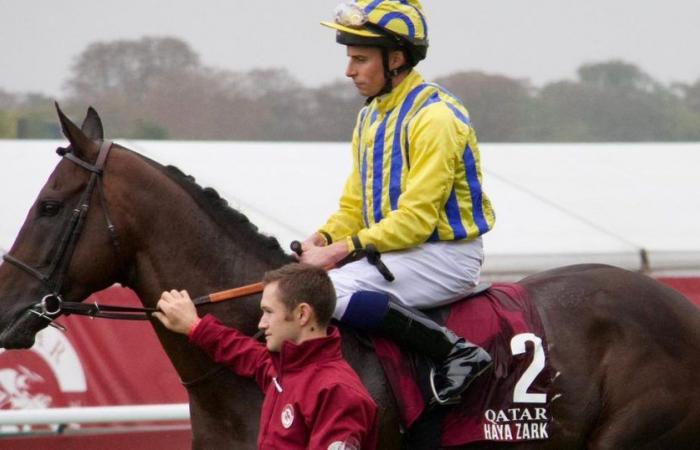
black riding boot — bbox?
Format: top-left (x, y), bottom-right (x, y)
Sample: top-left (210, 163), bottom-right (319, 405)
top-left (342, 291), bottom-right (493, 404)
top-left (379, 300), bottom-right (492, 404)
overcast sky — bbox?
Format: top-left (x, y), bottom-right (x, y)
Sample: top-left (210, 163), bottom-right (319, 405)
top-left (1, 0), bottom-right (699, 97)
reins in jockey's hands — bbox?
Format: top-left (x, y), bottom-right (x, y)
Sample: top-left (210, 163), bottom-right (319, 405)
top-left (296, 237), bottom-right (351, 269)
top-left (292, 238), bottom-right (395, 282)
top-left (299, 231), bottom-right (327, 250)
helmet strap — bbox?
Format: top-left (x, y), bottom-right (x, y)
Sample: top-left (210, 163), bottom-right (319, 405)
top-left (375, 48), bottom-right (410, 98)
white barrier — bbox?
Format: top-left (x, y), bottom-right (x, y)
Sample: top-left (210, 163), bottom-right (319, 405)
top-left (0, 404), bottom-right (190, 425)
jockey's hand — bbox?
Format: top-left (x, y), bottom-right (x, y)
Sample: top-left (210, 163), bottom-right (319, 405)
top-left (304, 232), bottom-right (327, 249)
top-left (153, 290), bottom-right (199, 335)
top-left (299, 241), bottom-right (349, 269)
top-left (295, 232), bottom-right (328, 260)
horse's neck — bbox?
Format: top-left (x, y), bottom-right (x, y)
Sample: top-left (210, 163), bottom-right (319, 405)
top-left (123, 157), bottom-right (288, 302)
top-left (116, 153), bottom-right (288, 381)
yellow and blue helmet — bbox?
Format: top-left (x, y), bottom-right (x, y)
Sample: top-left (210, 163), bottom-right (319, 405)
top-left (321, 0), bottom-right (429, 66)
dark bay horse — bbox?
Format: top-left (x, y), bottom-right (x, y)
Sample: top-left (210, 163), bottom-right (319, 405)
top-left (1, 107), bottom-right (699, 449)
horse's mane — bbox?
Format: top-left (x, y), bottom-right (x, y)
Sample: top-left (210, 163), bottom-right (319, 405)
top-left (134, 151), bottom-right (291, 265)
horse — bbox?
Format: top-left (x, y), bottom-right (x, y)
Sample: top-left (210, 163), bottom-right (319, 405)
top-left (1, 106), bottom-right (699, 449)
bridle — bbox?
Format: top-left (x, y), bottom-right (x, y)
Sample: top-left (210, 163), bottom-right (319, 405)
top-left (1, 139), bottom-right (267, 387)
top-left (1, 140), bottom-right (278, 333)
top-left (2, 140), bottom-right (397, 331)
top-left (2, 140), bottom-right (156, 330)
top-left (1, 138), bottom-right (396, 387)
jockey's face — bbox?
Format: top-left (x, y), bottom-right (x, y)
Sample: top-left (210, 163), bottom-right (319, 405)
top-left (345, 45), bottom-right (407, 97)
top-left (258, 282), bottom-right (301, 352)
top-left (345, 46), bottom-right (386, 97)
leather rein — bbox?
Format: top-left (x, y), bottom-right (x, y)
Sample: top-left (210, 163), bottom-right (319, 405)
top-left (2, 141), bottom-right (263, 333)
top-left (2, 142), bottom-right (395, 335)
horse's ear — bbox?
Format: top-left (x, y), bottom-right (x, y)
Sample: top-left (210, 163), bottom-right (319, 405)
top-left (55, 102), bottom-right (92, 157)
top-left (80, 106), bottom-right (104, 141)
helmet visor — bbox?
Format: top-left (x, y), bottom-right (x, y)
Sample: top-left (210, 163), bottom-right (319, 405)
top-left (334, 3), bottom-right (368, 28)
top-left (320, 2), bottom-right (383, 39)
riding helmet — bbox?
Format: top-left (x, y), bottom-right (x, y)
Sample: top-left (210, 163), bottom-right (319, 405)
top-left (321, 0), bottom-right (429, 67)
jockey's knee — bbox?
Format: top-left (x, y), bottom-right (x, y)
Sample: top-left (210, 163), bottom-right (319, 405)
top-left (335, 290), bottom-right (392, 328)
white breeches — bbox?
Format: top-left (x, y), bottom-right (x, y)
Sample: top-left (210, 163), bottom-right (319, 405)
top-left (330, 238), bottom-right (484, 319)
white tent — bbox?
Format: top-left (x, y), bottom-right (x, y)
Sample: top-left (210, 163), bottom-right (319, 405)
top-left (2, 140), bottom-right (699, 280)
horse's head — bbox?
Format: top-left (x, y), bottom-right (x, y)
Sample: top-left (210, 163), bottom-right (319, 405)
top-left (0, 105), bottom-right (131, 349)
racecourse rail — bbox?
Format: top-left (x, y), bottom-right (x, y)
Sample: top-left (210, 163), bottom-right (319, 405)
top-left (0, 403), bottom-right (189, 427)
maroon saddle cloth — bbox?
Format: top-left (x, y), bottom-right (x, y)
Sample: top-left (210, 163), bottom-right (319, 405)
top-left (372, 283), bottom-right (555, 447)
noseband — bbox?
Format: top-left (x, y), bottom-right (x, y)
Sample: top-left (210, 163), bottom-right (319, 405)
top-left (2, 141), bottom-right (155, 330)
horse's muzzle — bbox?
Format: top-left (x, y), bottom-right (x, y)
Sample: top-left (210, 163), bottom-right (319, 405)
top-left (0, 308), bottom-right (48, 349)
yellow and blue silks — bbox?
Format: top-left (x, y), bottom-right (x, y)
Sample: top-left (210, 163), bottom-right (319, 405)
top-left (320, 70), bottom-right (496, 253)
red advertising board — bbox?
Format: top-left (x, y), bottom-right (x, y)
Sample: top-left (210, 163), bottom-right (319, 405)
top-left (658, 277), bottom-right (700, 306)
top-left (0, 286), bottom-right (188, 442)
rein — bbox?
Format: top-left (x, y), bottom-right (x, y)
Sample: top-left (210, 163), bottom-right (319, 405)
top-left (0, 141), bottom-right (274, 331)
top-left (186, 242), bottom-right (395, 307)
top-left (2, 143), bottom-right (395, 332)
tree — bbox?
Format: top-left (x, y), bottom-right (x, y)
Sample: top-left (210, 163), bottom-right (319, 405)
top-left (0, 89), bottom-right (18, 110)
top-left (53, 42), bottom-right (700, 142)
top-left (0, 89), bottom-right (17, 137)
top-left (0, 92), bottom-right (58, 138)
top-left (535, 81), bottom-right (596, 141)
top-left (435, 72), bottom-right (537, 142)
top-left (678, 79), bottom-right (700, 114)
top-left (0, 111), bottom-right (15, 138)
top-left (577, 60), bottom-right (659, 93)
top-left (306, 80), bottom-right (362, 141)
top-left (65, 36), bottom-right (200, 100)
top-left (535, 61), bottom-right (700, 141)
top-left (138, 68), bottom-right (264, 140)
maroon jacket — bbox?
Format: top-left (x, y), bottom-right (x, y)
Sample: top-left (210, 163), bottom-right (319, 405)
top-left (189, 315), bottom-right (378, 450)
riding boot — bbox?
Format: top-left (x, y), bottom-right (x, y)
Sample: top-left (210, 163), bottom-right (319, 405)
top-left (342, 291), bottom-right (493, 405)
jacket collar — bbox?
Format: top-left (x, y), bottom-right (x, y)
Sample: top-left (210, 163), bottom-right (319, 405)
top-left (273, 326), bottom-right (343, 374)
top-left (371, 69), bottom-right (425, 114)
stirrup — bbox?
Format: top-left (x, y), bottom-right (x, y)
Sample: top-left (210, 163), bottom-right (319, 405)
top-left (428, 359), bottom-right (494, 407)
top-left (428, 365), bottom-right (461, 406)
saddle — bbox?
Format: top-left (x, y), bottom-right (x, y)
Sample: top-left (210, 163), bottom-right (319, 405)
top-left (424, 281), bottom-right (492, 320)
top-left (371, 283), bottom-right (555, 447)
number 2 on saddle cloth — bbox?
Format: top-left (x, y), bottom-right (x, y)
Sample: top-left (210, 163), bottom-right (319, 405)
top-left (372, 283), bottom-right (555, 447)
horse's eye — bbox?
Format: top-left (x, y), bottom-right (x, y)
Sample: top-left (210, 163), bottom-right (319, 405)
top-left (38, 201), bottom-right (62, 217)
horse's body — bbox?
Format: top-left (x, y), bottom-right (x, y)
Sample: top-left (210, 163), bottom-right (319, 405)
top-left (0, 108), bottom-right (699, 449)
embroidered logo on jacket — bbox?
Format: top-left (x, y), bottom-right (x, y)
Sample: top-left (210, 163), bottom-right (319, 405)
top-left (281, 403), bottom-right (294, 429)
top-left (328, 437), bottom-right (360, 450)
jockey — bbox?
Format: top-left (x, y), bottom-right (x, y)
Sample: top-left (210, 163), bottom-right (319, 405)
top-left (299, 0), bottom-right (496, 405)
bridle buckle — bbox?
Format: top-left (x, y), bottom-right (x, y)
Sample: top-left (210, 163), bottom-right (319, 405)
top-left (41, 294), bottom-right (63, 316)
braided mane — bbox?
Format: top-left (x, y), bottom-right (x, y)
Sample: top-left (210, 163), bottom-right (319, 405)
top-left (135, 151), bottom-right (291, 266)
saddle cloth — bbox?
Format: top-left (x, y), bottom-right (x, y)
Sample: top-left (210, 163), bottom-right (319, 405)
top-left (372, 283), bottom-right (554, 446)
